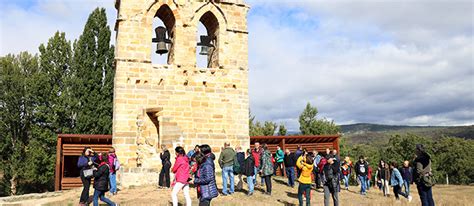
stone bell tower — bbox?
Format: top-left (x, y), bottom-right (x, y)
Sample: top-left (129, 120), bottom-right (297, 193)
top-left (113, 0), bottom-right (250, 187)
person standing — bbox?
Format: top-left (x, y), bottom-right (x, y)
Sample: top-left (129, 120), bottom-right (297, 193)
top-left (390, 161), bottom-right (412, 202)
top-left (218, 142), bottom-right (236, 195)
top-left (296, 153), bottom-right (314, 206)
top-left (171, 146), bottom-right (191, 206)
top-left (274, 146), bottom-right (284, 176)
top-left (107, 148), bottom-right (119, 196)
top-left (401, 160), bottom-right (413, 196)
top-left (355, 156), bottom-right (369, 195)
top-left (259, 144), bottom-right (274, 195)
top-left (376, 160), bottom-right (390, 196)
top-left (322, 157), bottom-right (339, 206)
top-left (242, 149), bottom-right (255, 196)
top-left (159, 145), bottom-right (171, 189)
top-left (235, 146), bottom-right (245, 191)
top-left (414, 144), bottom-right (435, 206)
top-left (251, 142), bottom-right (263, 187)
top-left (341, 156), bottom-right (352, 190)
top-left (194, 144), bottom-right (218, 206)
top-left (283, 149), bottom-right (297, 187)
top-left (92, 153), bottom-right (117, 206)
top-left (77, 147), bottom-right (97, 206)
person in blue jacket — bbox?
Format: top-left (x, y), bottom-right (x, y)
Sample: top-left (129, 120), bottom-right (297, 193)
top-left (390, 161), bottom-right (412, 202)
top-left (194, 144), bottom-right (218, 206)
top-left (77, 147), bottom-right (97, 206)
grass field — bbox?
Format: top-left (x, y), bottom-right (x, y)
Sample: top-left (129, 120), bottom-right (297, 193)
top-left (4, 176), bottom-right (472, 206)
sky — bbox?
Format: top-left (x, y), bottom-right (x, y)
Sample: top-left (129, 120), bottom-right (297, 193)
top-left (1, 0), bottom-right (473, 132)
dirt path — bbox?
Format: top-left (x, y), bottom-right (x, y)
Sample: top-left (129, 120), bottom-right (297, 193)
top-left (1, 176), bottom-right (473, 206)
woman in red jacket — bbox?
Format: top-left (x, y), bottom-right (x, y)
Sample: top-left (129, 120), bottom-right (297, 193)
top-left (171, 146), bottom-right (191, 206)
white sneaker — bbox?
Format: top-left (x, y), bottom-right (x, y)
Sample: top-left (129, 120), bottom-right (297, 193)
top-left (408, 195), bottom-right (413, 202)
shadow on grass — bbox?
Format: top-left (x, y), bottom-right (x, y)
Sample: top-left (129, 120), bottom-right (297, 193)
top-left (286, 191), bottom-right (298, 199)
top-left (273, 178), bottom-right (289, 186)
top-left (277, 199), bottom-right (297, 206)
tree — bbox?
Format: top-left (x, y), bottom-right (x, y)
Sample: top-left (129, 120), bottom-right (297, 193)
top-left (262, 121), bottom-right (277, 136)
top-left (0, 52), bottom-right (39, 195)
top-left (24, 31), bottom-right (74, 192)
top-left (278, 124), bottom-right (287, 136)
top-left (72, 8), bottom-right (114, 134)
top-left (298, 102), bottom-right (340, 135)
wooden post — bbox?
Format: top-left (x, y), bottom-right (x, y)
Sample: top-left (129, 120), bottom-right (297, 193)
top-left (54, 135), bottom-right (62, 191)
top-left (281, 138), bottom-right (286, 177)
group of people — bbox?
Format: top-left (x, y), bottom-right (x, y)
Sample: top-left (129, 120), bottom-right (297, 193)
top-left (77, 147), bottom-right (119, 206)
top-left (77, 142), bottom-right (435, 206)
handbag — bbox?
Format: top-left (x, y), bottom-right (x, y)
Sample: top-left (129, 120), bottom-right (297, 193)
top-left (422, 173), bottom-right (436, 187)
top-left (83, 168), bottom-right (94, 178)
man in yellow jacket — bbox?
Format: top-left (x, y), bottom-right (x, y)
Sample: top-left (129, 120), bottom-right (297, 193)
top-left (296, 153), bottom-right (314, 206)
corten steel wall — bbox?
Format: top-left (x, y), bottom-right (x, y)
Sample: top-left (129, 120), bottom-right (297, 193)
top-left (113, 0), bottom-right (250, 187)
top-left (55, 134), bottom-right (112, 190)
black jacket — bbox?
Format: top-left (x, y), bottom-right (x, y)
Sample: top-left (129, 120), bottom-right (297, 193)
top-left (242, 156), bottom-right (255, 176)
top-left (93, 164), bottom-right (110, 191)
top-left (284, 153), bottom-right (297, 167)
top-left (323, 163), bottom-right (339, 192)
top-left (355, 160), bottom-right (369, 176)
top-left (160, 150), bottom-right (171, 167)
top-left (236, 152), bottom-right (245, 173)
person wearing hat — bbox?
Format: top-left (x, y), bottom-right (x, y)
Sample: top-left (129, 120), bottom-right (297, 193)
top-left (414, 144), bottom-right (435, 206)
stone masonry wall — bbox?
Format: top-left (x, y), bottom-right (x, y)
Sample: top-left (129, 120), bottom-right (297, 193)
top-left (113, 0), bottom-right (250, 187)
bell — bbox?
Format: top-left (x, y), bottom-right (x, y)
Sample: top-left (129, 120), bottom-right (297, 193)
top-left (156, 41), bottom-right (168, 55)
top-left (197, 35), bottom-right (214, 56)
top-left (199, 45), bottom-right (209, 55)
top-left (152, 26), bottom-right (172, 55)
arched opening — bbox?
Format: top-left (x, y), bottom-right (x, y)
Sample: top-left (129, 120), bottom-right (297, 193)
top-left (196, 11), bottom-right (219, 68)
top-left (151, 5), bottom-right (175, 65)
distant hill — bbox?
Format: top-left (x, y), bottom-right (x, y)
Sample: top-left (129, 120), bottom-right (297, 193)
top-left (340, 123), bottom-right (474, 144)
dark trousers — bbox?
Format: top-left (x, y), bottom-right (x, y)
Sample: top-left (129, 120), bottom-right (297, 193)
top-left (417, 184), bottom-right (435, 206)
top-left (159, 162), bottom-right (171, 187)
top-left (199, 199), bottom-right (211, 206)
top-left (393, 185), bottom-right (408, 200)
top-left (263, 175), bottom-right (272, 193)
top-left (298, 183), bottom-right (311, 206)
top-left (80, 173), bottom-right (91, 203)
top-left (313, 167), bottom-right (321, 188)
top-left (285, 167), bottom-right (295, 187)
top-left (273, 162), bottom-right (283, 176)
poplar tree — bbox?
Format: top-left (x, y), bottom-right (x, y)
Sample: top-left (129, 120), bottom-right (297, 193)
top-left (72, 8), bottom-right (114, 134)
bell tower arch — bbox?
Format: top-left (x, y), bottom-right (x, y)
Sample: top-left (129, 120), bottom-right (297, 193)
top-left (113, 0), bottom-right (250, 187)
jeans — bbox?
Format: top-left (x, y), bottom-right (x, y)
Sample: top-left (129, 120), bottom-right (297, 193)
top-left (298, 183), bottom-right (311, 206)
top-left (222, 166), bottom-right (235, 194)
top-left (393, 185), bottom-right (408, 200)
top-left (417, 184), bottom-right (435, 206)
top-left (253, 166), bottom-right (258, 185)
top-left (159, 162), bottom-right (171, 188)
top-left (246, 175), bottom-right (254, 193)
top-left (403, 180), bottom-right (410, 195)
top-left (343, 175), bottom-right (349, 189)
top-left (80, 172), bottom-right (91, 204)
top-left (323, 185), bottom-right (339, 206)
top-left (358, 175), bottom-right (367, 194)
top-left (199, 199), bottom-right (211, 206)
top-left (285, 167), bottom-right (295, 187)
top-left (367, 179), bottom-right (371, 189)
top-left (109, 173), bottom-right (117, 194)
top-left (93, 189), bottom-right (116, 206)
top-left (263, 175), bottom-right (272, 193)
top-left (172, 182), bottom-right (191, 206)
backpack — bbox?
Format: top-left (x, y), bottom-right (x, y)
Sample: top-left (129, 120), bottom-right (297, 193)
top-left (114, 157), bottom-right (121, 171)
top-left (233, 156), bottom-right (241, 175)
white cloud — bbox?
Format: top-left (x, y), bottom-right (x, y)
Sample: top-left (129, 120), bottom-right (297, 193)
top-left (1, 0), bottom-right (473, 131)
top-left (0, 0), bottom-right (115, 55)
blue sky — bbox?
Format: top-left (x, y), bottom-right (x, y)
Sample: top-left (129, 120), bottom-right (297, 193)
top-left (1, 0), bottom-right (473, 132)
